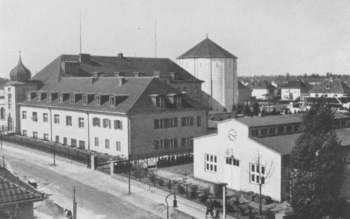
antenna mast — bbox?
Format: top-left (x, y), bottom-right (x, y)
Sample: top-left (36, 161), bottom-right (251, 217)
top-left (80, 13), bottom-right (82, 54)
top-left (155, 20), bottom-right (157, 58)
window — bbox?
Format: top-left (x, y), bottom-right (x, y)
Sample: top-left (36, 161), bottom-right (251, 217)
top-left (226, 158), bottom-right (240, 166)
top-left (43, 113), bottom-right (48, 122)
top-left (66, 116), bottom-right (72, 126)
top-left (205, 154), bottom-right (217, 173)
top-left (169, 138), bottom-right (178, 148)
top-left (197, 116), bottom-right (201, 127)
top-left (22, 130), bottom-right (27, 136)
top-left (71, 139), bottom-right (77, 147)
top-left (82, 95), bottom-right (88, 105)
top-left (105, 139), bottom-right (110, 149)
top-left (93, 118), bottom-right (100, 127)
top-left (63, 137), bottom-right (67, 145)
top-left (116, 141), bottom-right (121, 151)
top-left (103, 119), bottom-right (111, 128)
top-left (174, 96), bottom-right (182, 107)
top-left (181, 117), bottom-right (193, 126)
top-left (70, 94), bottom-right (76, 104)
top-left (95, 95), bottom-right (100, 106)
top-left (154, 140), bottom-right (165, 150)
top-left (78, 118), bottom-right (84, 128)
top-left (32, 112), bottom-right (38, 122)
top-left (250, 163), bottom-right (265, 184)
top-left (8, 94), bottom-right (12, 110)
top-left (22, 111), bottom-right (27, 119)
top-left (110, 97), bottom-right (115, 107)
top-left (341, 120), bottom-right (347, 127)
top-left (44, 134), bottom-right (49, 141)
top-left (58, 94), bottom-right (63, 103)
top-left (261, 128), bottom-right (267, 136)
top-left (154, 119), bottom-right (166, 129)
top-left (169, 118), bottom-right (177, 128)
top-left (286, 126), bottom-right (292, 133)
top-left (269, 127), bottom-right (275, 135)
top-left (95, 137), bottom-right (99, 147)
top-left (79, 141), bottom-right (85, 149)
top-left (33, 132), bottom-right (38, 138)
top-left (114, 120), bottom-right (123, 130)
top-left (251, 129), bottom-right (258, 137)
top-left (156, 97), bottom-right (165, 107)
top-left (55, 136), bottom-right (59, 143)
top-left (277, 126), bottom-right (284, 134)
top-left (154, 118), bottom-right (177, 129)
top-left (181, 137), bottom-right (193, 147)
top-left (47, 93), bottom-right (52, 102)
top-left (54, 115), bottom-right (60, 124)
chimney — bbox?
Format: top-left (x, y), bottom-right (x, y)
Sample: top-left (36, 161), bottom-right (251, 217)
top-left (91, 77), bottom-right (97, 83)
top-left (79, 53), bottom-right (91, 64)
top-left (114, 72), bottom-right (125, 77)
top-left (93, 72), bottom-right (104, 78)
top-left (118, 78), bottom-right (127, 86)
top-left (118, 53), bottom-right (123, 59)
top-left (133, 72), bottom-right (145, 77)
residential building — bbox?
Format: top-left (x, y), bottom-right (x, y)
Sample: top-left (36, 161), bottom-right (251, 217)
top-left (193, 113), bottom-right (350, 201)
top-left (247, 80), bottom-right (276, 100)
top-left (177, 37), bottom-right (238, 112)
top-left (280, 80), bottom-right (311, 101)
top-left (309, 78), bottom-right (350, 98)
top-left (0, 167), bottom-right (44, 219)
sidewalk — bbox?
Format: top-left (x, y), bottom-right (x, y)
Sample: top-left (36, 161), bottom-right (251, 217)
top-left (1, 142), bottom-right (236, 219)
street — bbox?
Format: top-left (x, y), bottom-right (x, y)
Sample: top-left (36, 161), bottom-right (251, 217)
top-left (1, 143), bottom-right (162, 219)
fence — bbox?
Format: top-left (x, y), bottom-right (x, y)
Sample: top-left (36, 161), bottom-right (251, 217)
top-left (2, 135), bottom-right (91, 165)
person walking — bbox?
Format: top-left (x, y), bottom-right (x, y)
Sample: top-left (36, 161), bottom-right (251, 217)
top-left (205, 198), bottom-right (214, 218)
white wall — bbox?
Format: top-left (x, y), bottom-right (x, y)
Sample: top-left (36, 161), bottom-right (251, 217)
top-left (281, 88), bottom-right (300, 100)
top-left (194, 119), bottom-right (283, 201)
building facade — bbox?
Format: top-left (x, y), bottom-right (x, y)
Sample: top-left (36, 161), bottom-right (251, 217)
top-left (177, 37), bottom-right (238, 112)
top-left (247, 80), bottom-right (276, 100)
top-left (280, 80), bottom-right (311, 101)
top-left (193, 114), bottom-right (350, 201)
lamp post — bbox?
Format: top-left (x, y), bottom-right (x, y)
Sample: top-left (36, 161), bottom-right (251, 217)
top-left (218, 182), bottom-right (228, 219)
top-left (165, 193), bottom-right (178, 219)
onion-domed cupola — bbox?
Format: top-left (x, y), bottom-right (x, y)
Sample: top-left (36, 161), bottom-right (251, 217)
top-left (10, 52), bottom-right (31, 81)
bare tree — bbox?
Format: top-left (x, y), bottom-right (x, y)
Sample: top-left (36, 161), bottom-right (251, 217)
top-left (251, 149), bottom-right (275, 215)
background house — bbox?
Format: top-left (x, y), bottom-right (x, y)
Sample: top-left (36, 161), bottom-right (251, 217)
top-left (280, 80), bottom-right (311, 101)
top-left (247, 80), bottom-right (276, 100)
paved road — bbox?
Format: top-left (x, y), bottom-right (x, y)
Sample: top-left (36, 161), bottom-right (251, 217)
top-left (2, 147), bottom-right (162, 219)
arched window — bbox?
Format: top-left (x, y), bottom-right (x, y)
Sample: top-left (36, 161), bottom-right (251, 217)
top-left (0, 108), bottom-right (4, 120)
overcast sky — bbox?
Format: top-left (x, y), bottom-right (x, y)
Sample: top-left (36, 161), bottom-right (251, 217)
top-left (1, 0), bottom-right (349, 79)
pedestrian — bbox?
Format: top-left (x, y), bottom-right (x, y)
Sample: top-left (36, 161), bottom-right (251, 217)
top-left (205, 197), bottom-right (214, 218)
top-left (64, 208), bottom-right (72, 219)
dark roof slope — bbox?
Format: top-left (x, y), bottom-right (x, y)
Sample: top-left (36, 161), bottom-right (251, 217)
top-left (309, 79), bottom-right (350, 94)
top-left (280, 80), bottom-right (310, 89)
top-left (247, 80), bottom-right (276, 90)
top-left (238, 82), bottom-right (250, 90)
top-left (20, 77), bottom-right (210, 115)
top-left (0, 167), bottom-right (44, 206)
top-left (32, 54), bottom-right (201, 85)
top-left (252, 128), bottom-right (350, 155)
top-left (177, 38), bottom-right (237, 59)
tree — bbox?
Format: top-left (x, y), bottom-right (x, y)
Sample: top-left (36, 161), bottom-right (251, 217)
top-left (252, 102), bottom-right (260, 116)
top-left (289, 99), bottom-right (343, 219)
top-left (243, 103), bottom-right (251, 116)
top-left (232, 103), bottom-right (237, 114)
top-left (251, 150), bottom-right (275, 215)
top-left (286, 72), bottom-right (290, 81)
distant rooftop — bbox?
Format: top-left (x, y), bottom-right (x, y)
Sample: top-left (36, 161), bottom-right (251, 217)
top-left (309, 78), bottom-right (350, 94)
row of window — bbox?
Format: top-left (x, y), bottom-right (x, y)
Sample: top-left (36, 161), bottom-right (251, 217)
top-left (154, 137), bottom-right (193, 150)
top-left (22, 130), bottom-right (122, 152)
top-left (251, 124), bottom-right (301, 137)
top-left (154, 116), bottom-right (201, 129)
top-left (226, 157), bottom-right (240, 166)
top-left (22, 111), bottom-right (123, 130)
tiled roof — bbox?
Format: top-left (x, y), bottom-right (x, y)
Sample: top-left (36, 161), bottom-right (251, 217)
top-left (238, 82), bottom-right (250, 90)
top-left (177, 38), bottom-right (237, 59)
top-left (32, 54), bottom-right (202, 85)
top-left (20, 77), bottom-right (210, 115)
top-left (247, 80), bottom-right (276, 90)
top-left (280, 80), bottom-right (310, 89)
top-left (0, 167), bottom-right (44, 206)
top-left (252, 128), bottom-right (350, 155)
top-left (236, 113), bottom-right (349, 128)
top-left (309, 79), bottom-right (350, 94)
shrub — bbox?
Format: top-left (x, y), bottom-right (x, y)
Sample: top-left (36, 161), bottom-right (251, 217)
top-left (213, 183), bottom-right (224, 198)
top-left (158, 178), bottom-right (164, 187)
top-left (190, 185), bottom-right (198, 199)
top-left (148, 172), bottom-right (156, 183)
top-left (177, 184), bottom-right (186, 194)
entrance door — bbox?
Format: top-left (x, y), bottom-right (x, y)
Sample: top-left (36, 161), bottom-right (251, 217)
top-left (7, 116), bottom-right (12, 131)
top-left (224, 157), bottom-right (240, 191)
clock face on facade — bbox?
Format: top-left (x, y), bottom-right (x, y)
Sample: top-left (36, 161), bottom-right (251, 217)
top-left (228, 129), bottom-right (237, 141)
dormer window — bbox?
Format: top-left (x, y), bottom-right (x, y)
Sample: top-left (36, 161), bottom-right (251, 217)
top-left (110, 96), bottom-right (115, 107)
top-left (27, 92), bottom-right (31, 100)
top-left (58, 93), bottom-right (63, 103)
top-left (326, 84), bottom-right (331, 89)
top-left (70, 94), bottom-right (76, 104)
top-left (47, 93), bottom-right (52, 102)
top-left (82, 95), bottom-right (88, 105)
top-left (156, 96), bottom-right (165, 108)
top-left (37, 92), bottom-right (42, 102)
top-left (174, 96), bottom-right (182, 107)
top-left (95, 95), bottom-right (100, 106)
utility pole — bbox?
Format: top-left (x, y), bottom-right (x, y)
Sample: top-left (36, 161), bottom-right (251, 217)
top-left (73, 186), bottom-right (77, 219)
top-left (128, 154), bottom-right (131, 194)
top-left (52, 144), bottom-right (56, 166)
top-left (2, 155), bottom-right (5, 169)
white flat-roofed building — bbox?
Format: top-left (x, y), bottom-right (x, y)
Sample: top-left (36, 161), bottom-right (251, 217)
top-left (193, 114), bottom-right (350, 201)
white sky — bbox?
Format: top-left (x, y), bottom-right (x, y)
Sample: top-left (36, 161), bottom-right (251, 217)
top-left (1, 0), bottom-right (349, 78)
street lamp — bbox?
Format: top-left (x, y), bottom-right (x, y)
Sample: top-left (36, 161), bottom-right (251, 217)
top-left (218, 183), bottom-right (228, 219)
top-left (165, 193), bottom-right (178, 219)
